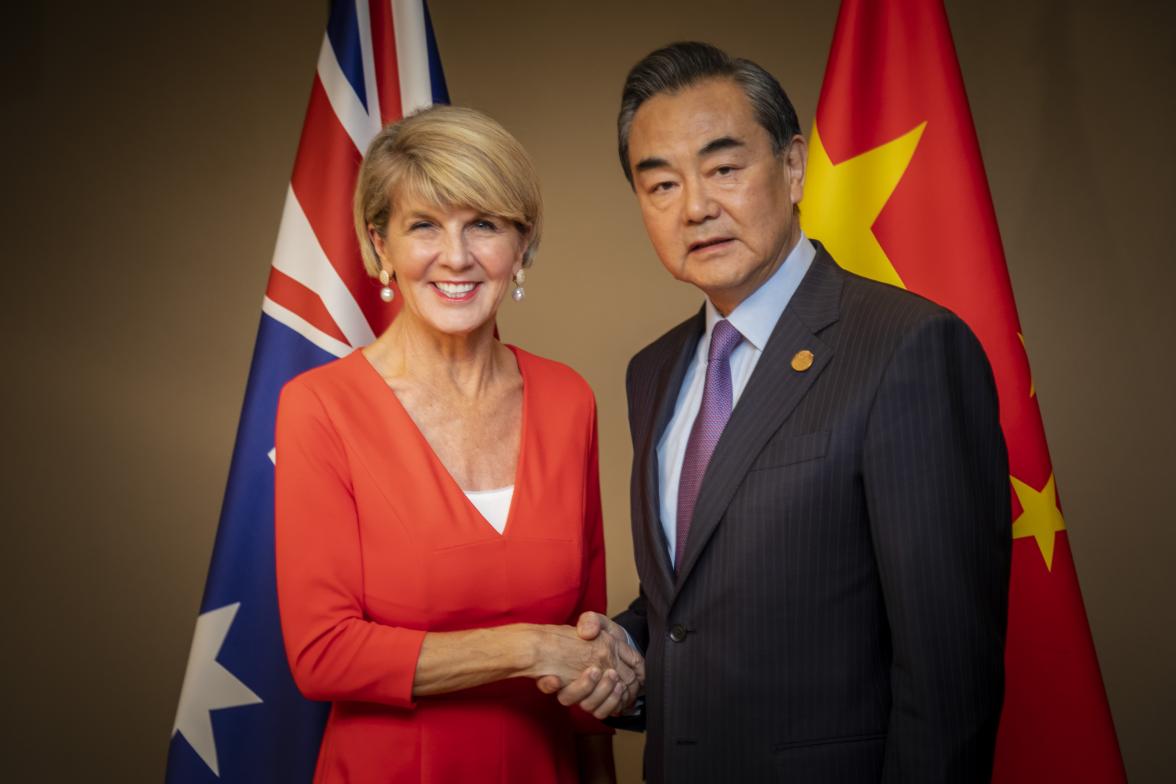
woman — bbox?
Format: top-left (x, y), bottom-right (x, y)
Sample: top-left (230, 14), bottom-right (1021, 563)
top-left (274, 106), bottom-right (637, 783)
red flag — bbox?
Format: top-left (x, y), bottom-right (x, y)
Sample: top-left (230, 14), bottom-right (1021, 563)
top-left (800, 1), bottom-right (1126, 780)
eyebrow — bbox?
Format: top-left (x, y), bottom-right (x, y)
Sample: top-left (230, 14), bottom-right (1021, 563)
top-left (634, 136), bottom-right (747, 175)
top-left (403, 208), bottom-right (443, 220)
top-left (699, 136), bottom-right (745, 156)
top-left (634, 156), bottom-right (670, 174)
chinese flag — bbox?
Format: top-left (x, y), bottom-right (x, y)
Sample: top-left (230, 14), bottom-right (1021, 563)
top-left (799, 0), bottom-right (1126, 780)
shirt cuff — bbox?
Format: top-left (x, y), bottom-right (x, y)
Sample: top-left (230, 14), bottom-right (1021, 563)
top-left (620, 626), bottom-right (643, 655)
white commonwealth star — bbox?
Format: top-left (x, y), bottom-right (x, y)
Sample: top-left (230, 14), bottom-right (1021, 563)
top-left (172, 602), bottom-right (263, 776)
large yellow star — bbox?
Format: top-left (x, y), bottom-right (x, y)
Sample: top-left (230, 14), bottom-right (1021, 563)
top-left (800, 122), bottom-right (926, 289)
top-left (1010, 473), bottom-right (1067, 571)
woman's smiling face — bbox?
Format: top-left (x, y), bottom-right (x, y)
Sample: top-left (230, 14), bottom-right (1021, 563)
top-left (372, 192), bottom-right (526, 337)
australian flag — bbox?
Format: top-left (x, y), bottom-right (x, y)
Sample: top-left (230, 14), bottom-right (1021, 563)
top-left (165, 2), bottom-right (447, 780)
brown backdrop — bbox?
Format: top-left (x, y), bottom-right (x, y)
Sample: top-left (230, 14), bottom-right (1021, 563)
top-left (5, 1), bottom-right (1173, 781)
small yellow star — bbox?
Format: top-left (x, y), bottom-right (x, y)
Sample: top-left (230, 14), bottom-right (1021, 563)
top-left (1010, 473), bottom-right (1066, 570)
top-left (800, 121), bottom-right (927, 289)
top-left (1018, 333), bottom-right (1035, 397)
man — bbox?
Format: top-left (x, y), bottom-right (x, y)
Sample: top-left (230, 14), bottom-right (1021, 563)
top-left (546, 42), bottom-right (1011, 782)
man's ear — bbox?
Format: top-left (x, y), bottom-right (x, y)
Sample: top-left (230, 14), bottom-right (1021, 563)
top-left (785, 134), bottom-right (808, 205)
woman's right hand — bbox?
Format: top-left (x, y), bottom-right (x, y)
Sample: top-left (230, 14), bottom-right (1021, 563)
top-left (527, 618), bottom-right (644, 718)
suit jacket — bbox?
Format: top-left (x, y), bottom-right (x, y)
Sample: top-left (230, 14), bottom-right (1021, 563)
top-left (615, 245), bottom-right (1011, 783)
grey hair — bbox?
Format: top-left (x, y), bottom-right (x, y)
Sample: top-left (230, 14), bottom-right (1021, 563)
top-left (617, 41), bottom-right (801, 187)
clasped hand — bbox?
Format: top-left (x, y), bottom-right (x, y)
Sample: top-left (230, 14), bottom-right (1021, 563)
top-left (532, 612), bottom-right (644, 719)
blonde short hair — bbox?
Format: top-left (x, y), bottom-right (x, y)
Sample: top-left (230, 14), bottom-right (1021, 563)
top-left (353, 105), bottom-right (543, 277)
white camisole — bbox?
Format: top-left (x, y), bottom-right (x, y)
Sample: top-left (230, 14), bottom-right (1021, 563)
top-left (462, 485), bottom-right (515, 534)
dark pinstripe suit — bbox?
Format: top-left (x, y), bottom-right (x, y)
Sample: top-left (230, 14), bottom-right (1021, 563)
top-left (615, 245), bottom-right (1011, 782)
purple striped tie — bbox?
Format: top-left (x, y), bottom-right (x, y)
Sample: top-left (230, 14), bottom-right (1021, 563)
top-left (676, 319), bottom-right (743, 570)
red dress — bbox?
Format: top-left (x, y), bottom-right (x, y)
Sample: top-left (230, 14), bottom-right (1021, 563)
top-left (274, 346), bottom-right (608, 783)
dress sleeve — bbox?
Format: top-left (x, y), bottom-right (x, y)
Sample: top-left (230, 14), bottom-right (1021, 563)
top-left (568, 394), bottom-right (614, 735)
top-left (274, 378), bottom-right (426, 709)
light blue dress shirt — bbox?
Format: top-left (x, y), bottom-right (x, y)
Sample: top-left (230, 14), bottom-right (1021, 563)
top-left (654, 233), bottom-right (815, 562)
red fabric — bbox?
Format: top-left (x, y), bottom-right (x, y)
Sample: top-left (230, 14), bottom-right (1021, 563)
top-left (265, 267), bottom-right (351, 345)
top-left (290, 79), bottom-right (396, 335)
top-left (367, 0), bottom-right (403, 126)
top-left (274, 346), bottom-right (609, 784)
top-left (808, 1), bottom-right (1125, 780)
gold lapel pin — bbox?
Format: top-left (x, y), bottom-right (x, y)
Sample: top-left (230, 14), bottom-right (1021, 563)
top-left (791, 349), bottom-right (815, 372)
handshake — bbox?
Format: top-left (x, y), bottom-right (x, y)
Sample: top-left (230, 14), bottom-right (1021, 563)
top-left (530, 612), bottom-right (644, 719)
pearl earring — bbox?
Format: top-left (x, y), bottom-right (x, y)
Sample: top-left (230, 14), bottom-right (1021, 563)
top-left (378, 269), bottom-right (395, 303)
top-left (511, 268), bottom-right (526, 302)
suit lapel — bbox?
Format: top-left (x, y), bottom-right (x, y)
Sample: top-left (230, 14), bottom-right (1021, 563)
top-left (673, 249), bottom-right (845, 593)
top-left (636, 312), bottom-right (703, 596)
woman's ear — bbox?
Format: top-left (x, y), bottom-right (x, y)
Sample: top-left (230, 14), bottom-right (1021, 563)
top-left (516, 226), bottom-right (532, 271)
top-left (368, 224), bottom-right (388, 264)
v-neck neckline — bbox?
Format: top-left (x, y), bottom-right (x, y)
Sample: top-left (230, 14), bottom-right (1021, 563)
top-left (354, 345), bottom-right (530, 538)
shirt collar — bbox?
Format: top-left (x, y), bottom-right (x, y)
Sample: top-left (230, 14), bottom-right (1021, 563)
top-left (702, 231), bottom-right (815, 352)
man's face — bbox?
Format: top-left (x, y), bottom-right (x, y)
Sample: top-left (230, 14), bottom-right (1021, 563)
top-left (627, 78), bottom-right (806, 314)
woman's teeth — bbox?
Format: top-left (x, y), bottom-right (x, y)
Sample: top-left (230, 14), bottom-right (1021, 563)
top-left (435, 282), bottom-right (476, 296)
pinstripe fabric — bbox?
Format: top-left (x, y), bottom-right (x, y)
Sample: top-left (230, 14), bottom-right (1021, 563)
top-left (615, 245), bottom-right (1011, 783)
